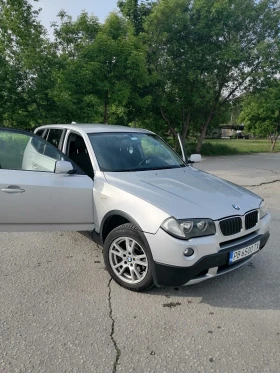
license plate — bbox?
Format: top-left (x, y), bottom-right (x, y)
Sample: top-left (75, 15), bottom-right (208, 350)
top-left (229, 241), bottom-right (260, 264)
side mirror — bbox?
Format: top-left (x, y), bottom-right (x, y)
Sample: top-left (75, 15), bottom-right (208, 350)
top-left (189, 154), bottom-right (202, 163)
top-left (55, 160), bottom-right (74, 174)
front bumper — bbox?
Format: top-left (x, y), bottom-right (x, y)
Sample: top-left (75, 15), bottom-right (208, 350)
top-left (152, 231), bottom-right (270, 287)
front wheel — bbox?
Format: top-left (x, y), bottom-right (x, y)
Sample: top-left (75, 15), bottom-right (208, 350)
top-left (103, 224), bottom-right (154, 291)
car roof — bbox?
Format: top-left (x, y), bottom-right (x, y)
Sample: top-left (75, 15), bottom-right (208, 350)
top-left (35, 123), bottom-right (153, 135)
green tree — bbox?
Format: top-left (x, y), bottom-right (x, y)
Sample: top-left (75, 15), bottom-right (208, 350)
top-left (118, 0), bottom-right (154, 35)
top-left (239, 84), bottom-right (280, 150)
top-left (52, 10), bottom-right (100, 59)
top-left (0, 0), bottom-right (58, 128)
top-left (144, 0), bottom-right (280, 152)
top-left (49, 11), bottom-right (101, 123)
top-left (52, 12), bottom-right (150, 125)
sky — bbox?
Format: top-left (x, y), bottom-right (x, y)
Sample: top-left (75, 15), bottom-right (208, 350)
top-left (30, 0), bottom-right (119, 37)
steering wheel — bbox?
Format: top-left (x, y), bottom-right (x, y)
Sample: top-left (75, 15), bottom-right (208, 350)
top-left (138, 156), bottom-right (162, 167)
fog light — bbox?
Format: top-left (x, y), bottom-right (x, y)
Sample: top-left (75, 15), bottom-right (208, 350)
top-left (183, 247), bottom-right (194, 257)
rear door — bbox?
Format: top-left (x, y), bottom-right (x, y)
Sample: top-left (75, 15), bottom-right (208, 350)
top-left (0, 128), bottom-right (94, 232)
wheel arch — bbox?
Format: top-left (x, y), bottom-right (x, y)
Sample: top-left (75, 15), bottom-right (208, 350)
top-left (100, 210), bottom-right (144, 244)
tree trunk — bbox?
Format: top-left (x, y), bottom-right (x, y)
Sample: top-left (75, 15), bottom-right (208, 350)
top-left (270, 132), bottom-right (279, 151)
top-left (195, 111), bottom-right (214, 153)
top-left (271, 138), bottom-right (276, 151)
top-left (270, 125), bottom-right (279, 150)
top-left (103, 90), bottom-right (109, 123)
top-left (133, 117), bottom-right (137, 128)
top-left (160, 107), bottom-right (177, 138)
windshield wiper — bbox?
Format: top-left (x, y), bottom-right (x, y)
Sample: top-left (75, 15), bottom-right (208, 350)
top-left (106, 164), bottom-right (187, 172)
top-left (67, 168), bottom-right (78, 174)
top-left (139, 165), bottom-right (186, 171)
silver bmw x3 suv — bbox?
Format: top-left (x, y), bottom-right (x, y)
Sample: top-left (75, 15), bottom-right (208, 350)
top-left (0, 124), bottom-right (271, 291)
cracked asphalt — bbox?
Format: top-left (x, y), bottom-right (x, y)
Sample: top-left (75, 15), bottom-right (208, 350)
top-left (1, 153), bottom-right (280, 372)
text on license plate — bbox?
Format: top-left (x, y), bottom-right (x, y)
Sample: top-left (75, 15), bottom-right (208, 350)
top-left (229, 241), bottom-right (260, 264)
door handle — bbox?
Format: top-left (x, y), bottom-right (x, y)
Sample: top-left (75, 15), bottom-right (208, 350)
top-left (1, 185), bottom-right (25, 194)
top-left (32, 163), bottom-right (37, 170)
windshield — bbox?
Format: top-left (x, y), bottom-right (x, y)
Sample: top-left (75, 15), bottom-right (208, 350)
top-left (88, 132), bottom-right (186, 172)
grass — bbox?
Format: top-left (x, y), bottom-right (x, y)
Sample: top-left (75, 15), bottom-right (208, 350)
top-left (186, 139), bottom-right (280, 156)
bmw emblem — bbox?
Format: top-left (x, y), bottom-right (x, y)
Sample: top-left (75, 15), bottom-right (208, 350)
top-left (232, 204), bottom-right (240, 210)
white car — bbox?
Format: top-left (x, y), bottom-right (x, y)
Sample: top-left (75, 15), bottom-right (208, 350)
top-left (0, 125), bottom-right (271, 291)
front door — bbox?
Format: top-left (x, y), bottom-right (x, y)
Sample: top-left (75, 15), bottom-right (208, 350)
top-left (0, 128), bottom-right (94, 232)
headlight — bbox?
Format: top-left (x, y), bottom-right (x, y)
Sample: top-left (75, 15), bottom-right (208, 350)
top-left (161, 217), bottom-right (216, 240)
top-left (260, 200), bottom-right (267, 219)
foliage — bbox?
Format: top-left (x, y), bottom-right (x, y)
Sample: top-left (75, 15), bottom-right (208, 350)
top-left (51, 12), bottom-right (150, 124)
top-left (187, 139), bottom-right (280, 155)
top-left (1, 0), bottom-right (280, 153)
top-left (0, 0), bottom-right (58, 128)
top-left (52, 10), bottom-right (100, 58)
top-left (118, 0), bottom-right (154, 35)
top-left (238, 82), bottom-right (280, 150)
top-left (143, 0), bottom-right (280, 151)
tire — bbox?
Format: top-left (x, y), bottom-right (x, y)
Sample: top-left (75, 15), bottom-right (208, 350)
top-left (103, 223), bottom-right (155, 292)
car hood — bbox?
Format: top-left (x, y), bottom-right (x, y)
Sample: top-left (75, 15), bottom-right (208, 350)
top-left (104, 166), bottom-right (261, 220)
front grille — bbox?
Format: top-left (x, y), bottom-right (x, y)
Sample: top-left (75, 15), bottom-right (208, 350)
top-left (245, 210), bottom-right (258, 230)
top-left (219, 217), bottom-right (242, 236)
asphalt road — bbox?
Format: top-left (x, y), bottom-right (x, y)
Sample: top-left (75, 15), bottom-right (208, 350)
top-left (1, 153), bottom-right (280, 373)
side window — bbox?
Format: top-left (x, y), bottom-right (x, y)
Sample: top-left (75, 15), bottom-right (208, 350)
top-left (35, 129), bottom-right (46, 138)
top-left (31, 138), bottom-right (61, 160)
top-left (0, 129), bottom-right (64, 173)
top-left (67, 133), bottom-right (94, 178)
top-left (45, 128), bottom-right (64, 149)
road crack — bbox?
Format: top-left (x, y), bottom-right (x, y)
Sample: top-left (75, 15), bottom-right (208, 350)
top-left (262, 169), bottom-right (280, 175)
top-left (248, 167), bottom-right (280, 176)
top-left (108, 278), bottom-right (121, 373)
top-left (242, 179), bottom-right (280, 188)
